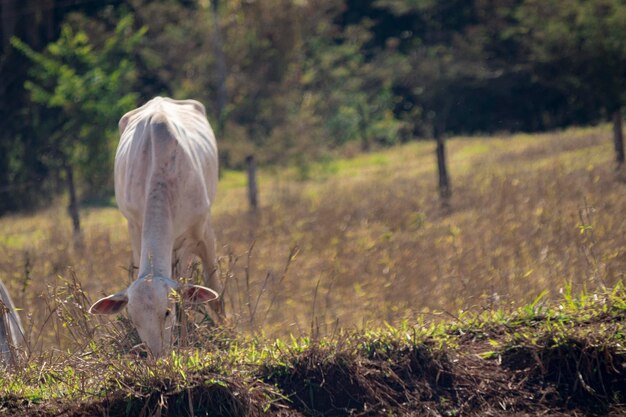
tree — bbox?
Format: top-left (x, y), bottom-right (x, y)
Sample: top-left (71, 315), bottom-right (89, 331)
top-left (210, 0), bottom-right (228, 133)
top-left (302, 24), bottom-right (407, 153)
top-left (518, 0), bottom-right (626, 165)
top-left (11, 14), bottom-right (145, 234)
top-left (376, 0), bottom-right (495, 205)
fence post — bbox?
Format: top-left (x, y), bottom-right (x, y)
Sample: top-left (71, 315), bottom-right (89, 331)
top-left (613, 108), bottom-right (624, 165)
top-left (65, 164), bottom-right (81, 233)
top-left (246, 155), bottom-right (258, 211)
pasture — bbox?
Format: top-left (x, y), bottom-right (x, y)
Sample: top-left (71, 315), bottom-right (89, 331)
top-left (0, 125), bottom-right (624, 415)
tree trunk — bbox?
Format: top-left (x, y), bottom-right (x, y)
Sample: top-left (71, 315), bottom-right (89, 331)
top-left (65, 163), bottom-right (81, 236)
top-left (612, 108), bottom-right (624, 165)
top-left (435, 127), bottom-right (451, 203)
top-left (357, 103), bottom-right (370, 151)
top-left (211, 0), bottom-right (228, 133)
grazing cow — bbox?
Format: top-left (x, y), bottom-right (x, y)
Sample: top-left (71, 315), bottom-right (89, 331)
top-left (89, 97), bottom-right (221, 357)
top-left (0, 280), bottom-right (25, 366)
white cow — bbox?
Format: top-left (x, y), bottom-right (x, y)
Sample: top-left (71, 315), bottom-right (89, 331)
top-left (0, 280), bottom-right (25, 366)
top-left (89, 97), bottom-right (221, 357)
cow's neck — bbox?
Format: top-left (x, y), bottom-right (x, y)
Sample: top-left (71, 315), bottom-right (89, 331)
top-left (138, 183), bottom-right (174, 279)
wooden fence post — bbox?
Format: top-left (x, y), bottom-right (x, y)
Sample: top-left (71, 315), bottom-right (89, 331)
top-left (65, 163), bottom-right (81, 235)
top-left (246, 155), bottom-right (258, 211)
top-left (613, 108), bottom-right (624, 165)
top-left (435, 128), bottom-right (451, 203)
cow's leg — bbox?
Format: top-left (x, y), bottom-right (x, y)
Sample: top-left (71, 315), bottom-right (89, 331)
top-left (196, 222), bottom-right (223, 316)
top-left (128, 221), bottom-right (142, 279)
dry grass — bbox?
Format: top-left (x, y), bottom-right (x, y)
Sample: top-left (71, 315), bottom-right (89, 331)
top-left (0, 124), bottom-right (623, 348)
top-left (216, 124), bottom-right (625, 338)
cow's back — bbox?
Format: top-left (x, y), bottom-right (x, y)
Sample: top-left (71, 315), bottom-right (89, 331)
top-left (115, 97), bottom-right (218, 230)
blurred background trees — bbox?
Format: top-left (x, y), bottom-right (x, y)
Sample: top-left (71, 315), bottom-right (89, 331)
top-left (11, 14), bottom-right (144, 232)
top-left (516, 0), bottom-right (626, 165)
top-left (1, 0), bottom-right (625, 214)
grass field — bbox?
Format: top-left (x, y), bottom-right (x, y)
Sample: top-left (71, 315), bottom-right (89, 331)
top-left (0, 125), bottom-right (624, 415)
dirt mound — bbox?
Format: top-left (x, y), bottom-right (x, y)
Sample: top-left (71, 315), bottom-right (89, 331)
top-left (501, 335), bottom-right (626, 414)
top-left (65, 376), bottom-right (284, 417)
top-left (261, 342), bottom-right (456, 416)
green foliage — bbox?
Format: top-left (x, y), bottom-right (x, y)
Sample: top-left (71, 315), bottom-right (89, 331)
top-left (302, 24), bottom-right (407, 149)
top-left (11, 15), bottom-right (145, 198)
top-left (517, 0), bottom-right (626, 112)
top-left (1, 0), bottom-right (625, 210)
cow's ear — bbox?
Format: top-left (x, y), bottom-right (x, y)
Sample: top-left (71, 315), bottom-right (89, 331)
top-left (89, 291), bottom-right (128, 314)
top-left (181, 285), bottom-right (219, 304)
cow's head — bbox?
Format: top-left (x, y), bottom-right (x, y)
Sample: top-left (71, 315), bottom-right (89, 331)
top-left (89, 277), bottom-right (218, 357)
